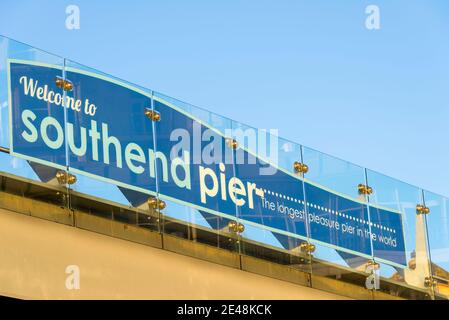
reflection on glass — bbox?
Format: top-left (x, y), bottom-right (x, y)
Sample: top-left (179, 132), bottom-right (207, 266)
top-left (0, 36), bottom-right (64, 149)
top-left (0, 35), bottom-right (70, 221)
top-left (302, 146), bottom-right (373, 289)
top-left (231, 123), bottom-right (310, 271)
top-left (64, 59), bottom-right (158, 230)
top-left (153, 92), bottom-right (239, 252)
top-left (0, 34), bottom-right (447, 299)
top-left (367, 170), bottom-right (432, 298)
top-left (423, 191), bottom-right (449, 298)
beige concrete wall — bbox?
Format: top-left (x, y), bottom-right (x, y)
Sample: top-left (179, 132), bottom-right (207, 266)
top-left (0, 208), bottom-right (348, 300)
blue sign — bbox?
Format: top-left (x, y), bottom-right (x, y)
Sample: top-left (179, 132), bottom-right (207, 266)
top-left (7, 59), bottom-right (407, 267)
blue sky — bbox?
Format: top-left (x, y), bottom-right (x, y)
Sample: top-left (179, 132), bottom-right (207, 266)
top-left (1, 0), bottom-right (449, 196)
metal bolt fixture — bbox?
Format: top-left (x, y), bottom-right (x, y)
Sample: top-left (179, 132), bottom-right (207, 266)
top-left (55, 171), bottom-right (77, 185)
top-left (366, 260), bottom-right (380, 270)
top-left (228, 221), bottom-right (237, 232)
top-left (225, 138), bottom-right (238, 150)
top-left (358, 184), bottom-right (373, 195)
top-left (293, 161), bottom-right (309, 174)
top-left (299, 242), bottom-right (316, 254)
top-left (63, 81), bottom-right (73, 91)
top-left (147, 196), bottom-right (166, 210)
top-left (144, 108), bottom-right (161, 121)
top-left (55, 77), bottom-right (64, 88)
top-left (416, 204), bottom-right (430, 215)
top-left (424, 276), bottom-right (437, 288)
top-left (55, 77), bottom-right (73, 91)
top-left (228, 220), bottom-right (245, 234)
top-left (157, 199), bottom-right (166, 210)
top-left (308, 243), bottom-right (316, 253)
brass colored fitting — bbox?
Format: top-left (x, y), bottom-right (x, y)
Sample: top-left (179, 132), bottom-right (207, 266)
top-left (228, 220), bottom-right (238, 232)
top-left (424, 276), bottom-right (437, 288)
top-left (147, 196), bottom-right (158, 209)
top-left (55, 77), bottom-right (73, 91)
top-left (158, 200), bottom-right (166, 210)
top-left (300, 242), bottom-right (315, 254)
top-left (152, 112), bottom-right (161, 121)
top-left (55, 171), bottom-right (66, 184)
top-left (55, 171), bottom-right (77, 185)
top-left (358, 184), bottom-right (373, 195)
top-left (308, 243), bottom-right (316, 253)
top-left (225, 138), bottom-right (238, 150)
top-left (147, 197), bottom-right (165, 211)
top-left (293, 161), bottom-right (309, 174)
top-left (144, 108), bottom-right (161, 121)
top-left (416, 204), bottom-right (430, 215)
top-left (366, 260), bottom-right (380, 270)
top-left (227, 221), bottom-right (244, 233)
top-left (63, 80), bottom-right (73, 91)
top-left (55, 77), bottom-right (64, 88)
top-left (66, 174), bottom-right (77, 185)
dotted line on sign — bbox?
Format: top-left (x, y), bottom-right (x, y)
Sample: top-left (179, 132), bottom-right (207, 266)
top-left (263, 188), bottom-right (306, 205)
top-left (260, 188), bottom-right (396, 234)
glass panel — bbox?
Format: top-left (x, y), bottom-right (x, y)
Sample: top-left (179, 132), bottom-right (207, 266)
top-left (231, 120), bottom-right (311, 273)
top-left (153, 92), bottom-right (240, 254)
top-left (1, 34), bottom-right (444, 300)
top-left (0, 36), bottom-right (65, 175)
top-left (64, 60), bottom-right (159, 232)
top-left (0, 36), bottom-right (64, 149)
top-left (366, 170), bottom-right (432, 299)
top-left (301, 146), bottom-right (373, 290)
top-left (0, 36), bottom-right (70, 223)
top-left (423, 191), bottom-right (449, 299)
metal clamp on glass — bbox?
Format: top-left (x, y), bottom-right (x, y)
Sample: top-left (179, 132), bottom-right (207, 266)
top-left (55, 76), bottom-right (73, 91)
top-left (293, 161), bottom-right (308, 174)
top-left (358, 184), bottom-right (373, 195)
top-left (424, 276), bottom-right (437, 288)
top-left (366, 260), bottom-right (380, 270)
top-left (55, 171), bottom-right (77, 185)
top-left (299, 242), bottom-right (316, 254)
top-left (144, 108), bottom-right (161, 122)
top-left (227, 220), bottom-right (244, 234)
top-left (225, 138), bottom-right (238, 150)
top-left (147, 196), bottom-right (166, 210)
top-left (416, 204), bottom-right (430, 215)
